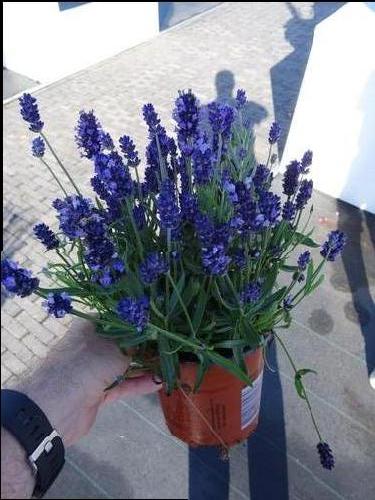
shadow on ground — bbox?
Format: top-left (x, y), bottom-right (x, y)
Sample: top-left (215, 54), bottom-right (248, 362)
top-left (271, 2), bottom-right (345, 158)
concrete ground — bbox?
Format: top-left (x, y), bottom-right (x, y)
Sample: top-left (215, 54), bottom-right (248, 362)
top-left (2, 2), bottom-right (375, 499)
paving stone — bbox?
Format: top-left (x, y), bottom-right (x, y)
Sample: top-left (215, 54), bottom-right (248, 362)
top-left (2, 351), bottom-right (28, 376)
top-left (1, 365), bottom-right (12, 386)
top-left (17, 311), bottom-right (56, 345)
top-left (22, 333), bottom-right (50, 359)
top-left (1, 312), bottom-right (29, 339)
top-left (1, 327), bottom-right (34, 364)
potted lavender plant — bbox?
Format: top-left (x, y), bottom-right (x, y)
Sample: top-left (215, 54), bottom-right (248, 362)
top-left (1, 89), bottom-right (345, 467)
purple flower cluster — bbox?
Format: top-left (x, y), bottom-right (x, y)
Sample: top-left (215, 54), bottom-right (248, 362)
top-left (240, 281), bottom-right (261, 304)
top-left (180, 192), bottom-right (198, 222)
top-left (19, 93), bottom-right (44, 132)
top-left (282, 200), bottom-right (296, 221)
top-left (53, 195), bottom-right (93, 239)
top-left (320, 230), bottom-right (347, 261)
top-left (140, 252), bottom-right (169, 285)
top-left (173, 90), bottom-right (200, 155)
top-left (232, 249), bottom-right (246, 269)
top-left (75, 110), bottom-right (102, 159)
top-left (253, 164), bottom-right (272, 191)
top-left (222, 170), bottom-right (238, 203)
top-left (257, 190), bottom-right (281, 227)
top-left (31, 137), bottom-right (45, 157)
top-left (317, 442), bottom-right (335, 470)
top-left (296, 180), bottom-right (313, 210)
top-left (268, 122), bottom-right (281, 145)
top-left (33, 223), bottom-right (59, 251)
top-left (94, 152), bottom-right (133, 200)
top-left (143, 104), bottom-right (175, 194)
top-left (1, 259), bottom-right (39, 297)
top-left (192, 132), bottom-right (214, 185)
top-left (157, 179), bottom-right (180, 230)
top-left (235, 89), bottom-right (247, 110)
top-left (301, 150), bottom-right (313, 173)
top-left (297, 251), bottom-right (311, 271)
top-left (99, 130), bottom-right (114, 151)
top-left (202, 244), bottom-right (231, 276)
top-left (208, 102), bottom-right (235, 152)
top-left (43, 292), bottom-right (72, 318)
top-left (119, 135), bottom-right (140, 168)
top-left (117, 296), bottom-right (149, 332)
top-left (80, 213), bottom-right (125, 286)
top-left (143, 103), bottom-right (161, 135)
top-left (282, 160), bottom-right (301, 197)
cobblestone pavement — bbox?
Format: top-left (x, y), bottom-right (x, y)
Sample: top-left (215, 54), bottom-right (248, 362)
top-left (4, 3), bottom-right (375, 500)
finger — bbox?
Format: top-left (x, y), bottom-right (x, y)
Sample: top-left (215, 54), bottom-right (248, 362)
top-left (103, 374), bottom-right (161, 404)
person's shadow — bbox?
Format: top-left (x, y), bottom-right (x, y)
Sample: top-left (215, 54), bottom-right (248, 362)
top-left (202, 70), bottom-right (268, 164)
top-left (334, 71), bottom-right (375, 378)
top-left (271, 2), bottom-right (345, 158)
top-left (188, 71), bottom-right (288, 500)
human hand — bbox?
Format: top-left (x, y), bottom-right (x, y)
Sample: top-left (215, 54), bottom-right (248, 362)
top-left (17, 319), bottom-right (160, 447)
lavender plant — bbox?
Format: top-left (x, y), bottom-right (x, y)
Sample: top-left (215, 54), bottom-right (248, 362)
top-left (2, 90), bottom-right (346, 469)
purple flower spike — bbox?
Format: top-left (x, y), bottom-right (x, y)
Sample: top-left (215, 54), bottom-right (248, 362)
top-left (44, 292), bottom-right (72, 318)
top-left (268, 122), bottom-right (281, 144)
top-left (19, 93), bottom-right (44, 132)
top-left (317, 442), bottom-right (335, 470)
top-left (1, 259), bottom-right (39, 298)
top-left (320, 230), bottom-right (347, 262)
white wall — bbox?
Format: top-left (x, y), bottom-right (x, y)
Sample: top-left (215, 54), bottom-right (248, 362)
top-left (3, 2), bottom-right (159, 83)
top-left (281, 3), bottom-right (375, 213)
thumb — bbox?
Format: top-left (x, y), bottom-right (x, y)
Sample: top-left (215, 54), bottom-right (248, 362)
top-left (103, 374), bottom-right (161, 404)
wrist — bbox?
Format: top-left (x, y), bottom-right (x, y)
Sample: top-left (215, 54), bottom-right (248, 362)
top-left (1, 427), bottom-right (35, 499)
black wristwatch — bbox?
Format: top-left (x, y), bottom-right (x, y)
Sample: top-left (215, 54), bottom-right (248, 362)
top-left (1, 389), bottom-right (65, 498)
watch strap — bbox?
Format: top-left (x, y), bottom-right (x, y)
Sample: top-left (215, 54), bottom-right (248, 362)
top-left (1, 389), bottom-right (65, 498)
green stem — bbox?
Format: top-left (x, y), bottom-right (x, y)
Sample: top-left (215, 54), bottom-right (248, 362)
top-left (167, 272), bottom-right (195, 337)
top-left (150, 299), bottom-right (166, 321)
top-left (134, 165), bottom-right (143, 202)
top-left (155, 134), bottom-right (168, 181)
top-left (40, 158), bottom-right (68, 196)
top-left (126, 199), bottom-right (144, 259)
top-left (151, 324), bottom-right (205, 351)
top-left (224, 274), bottom-right (243, 313)
top-left (41, 132), bottom-right (81, 196)
top-left (56, 249), bottom-right (80, 279)
top-left (274, 332), bottom-right (322, 441)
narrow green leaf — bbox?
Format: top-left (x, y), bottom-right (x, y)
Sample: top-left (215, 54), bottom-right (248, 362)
top-left (169, 272), bottom-right (186, 315)
top-left (280, 264), bottom-right (299, 272)
top-left (294, 232), bottom-right (320, 248)
top-left (205, 351), bottom-right (253, 386)
top-left (213, 339), bottom-right (249, 348)
top-left (306, 260), bottom-right (314, 290)
top-left (308, 274), bottom-right (325, 294)
top-left (181, 278), bottom-right (201, 310)
top-left (192, 286), bottom-right (208, 332)
top-left (193, 353), bottom-right (210, 392)
top-left (294, 368), bottom-right (317, 400)
top-left (158, 336), bottom-right (177, 394)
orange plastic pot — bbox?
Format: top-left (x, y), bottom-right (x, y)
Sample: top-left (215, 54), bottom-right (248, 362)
top-left (159, 348), bottom-right (264, 447)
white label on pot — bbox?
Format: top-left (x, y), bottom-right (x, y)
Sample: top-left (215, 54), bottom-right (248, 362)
top-left (241, 371), bottom-right (263, 430)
